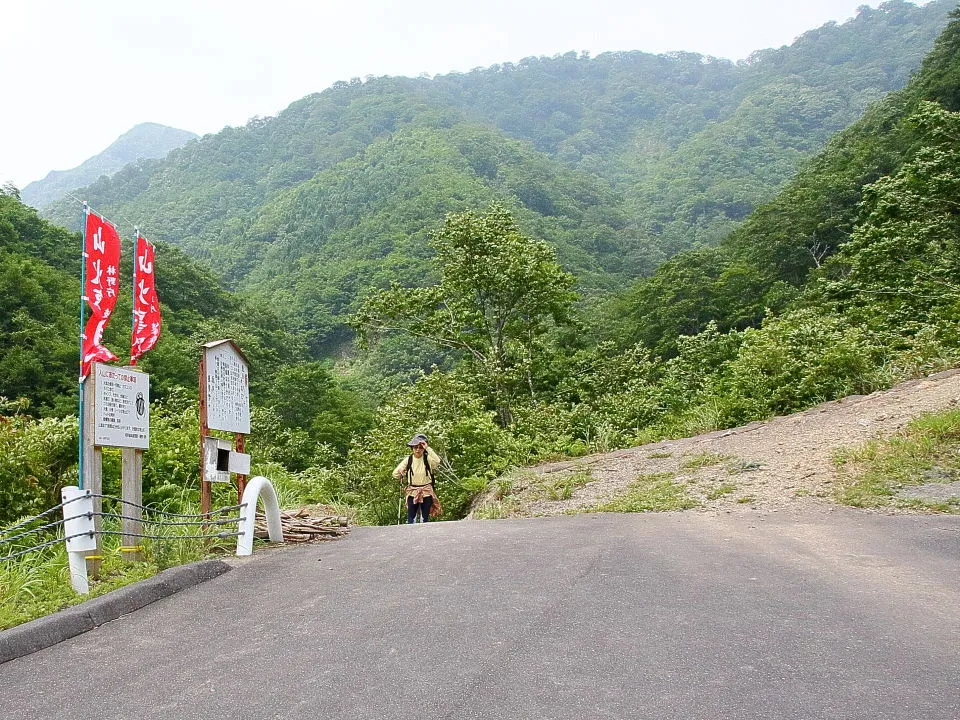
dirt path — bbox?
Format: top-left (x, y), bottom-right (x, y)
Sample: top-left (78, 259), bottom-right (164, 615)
top-left (475, 369), bottom-right (960, 517)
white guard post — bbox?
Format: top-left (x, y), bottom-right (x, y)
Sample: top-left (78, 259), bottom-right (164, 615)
top-left (61, 486), bottom-right (97, 594)
top-left (236, 476), bottom-right (284, 556)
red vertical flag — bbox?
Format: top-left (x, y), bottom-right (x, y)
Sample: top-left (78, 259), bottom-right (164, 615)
top-left (131, 232), bottom-right (161, 364)
top-left (81, 212), bottom-right (121, 378)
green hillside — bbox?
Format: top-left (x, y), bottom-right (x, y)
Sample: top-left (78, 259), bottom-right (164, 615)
top-left (609, 4), bottom-right (960, 357)
top-left (22, 123), bottom-right (197, 209)
top-left (40, 1), bottom-right (954, 352)
top-left (4, 3), bottom-right (960, 530)
top-left (0, 190), bottom-right (338, 415)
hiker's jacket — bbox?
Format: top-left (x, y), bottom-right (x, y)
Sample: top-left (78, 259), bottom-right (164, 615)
top-left (392, 447), bottom-right (441, 488)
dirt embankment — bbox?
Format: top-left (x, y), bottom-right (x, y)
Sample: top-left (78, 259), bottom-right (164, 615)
top-left (474, 369), bottom-right (960, 517)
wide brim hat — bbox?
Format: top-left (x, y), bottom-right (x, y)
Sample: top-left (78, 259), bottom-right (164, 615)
top-left (407, 433), bottom-right (429, 447)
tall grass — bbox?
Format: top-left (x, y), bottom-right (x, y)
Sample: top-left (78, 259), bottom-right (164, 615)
top-left (833, 409), bottom-right (960, 512)
top-left (0, 501), bottom-right (236, 631)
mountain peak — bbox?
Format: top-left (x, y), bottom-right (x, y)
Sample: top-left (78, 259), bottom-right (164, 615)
top-left (20, 123), bottom-right (198, 209)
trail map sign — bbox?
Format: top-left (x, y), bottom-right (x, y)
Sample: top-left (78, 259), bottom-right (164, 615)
top-left (94, 364), bottom-right (150, 448)
top-left (202, 340), bottom-right (251, 434)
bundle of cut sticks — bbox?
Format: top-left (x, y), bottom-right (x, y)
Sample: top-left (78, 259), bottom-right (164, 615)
top-left (254, 507), bottom-right (350, 543)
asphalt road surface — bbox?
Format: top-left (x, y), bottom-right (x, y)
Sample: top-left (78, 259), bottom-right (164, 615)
top-left (2, 510), bottom-right (959, 719)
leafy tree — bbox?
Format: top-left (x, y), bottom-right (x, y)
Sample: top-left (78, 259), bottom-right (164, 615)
top-left (816, 101), bottom-right (960, 337)
top-left (262, 362), bottom-right (372, 462)
top-left (352, 205), bottom-right (577, 424)
top-left (709, 309), bottom-right (889, 426)
top-left (344, 370), bottom-right (510, 524)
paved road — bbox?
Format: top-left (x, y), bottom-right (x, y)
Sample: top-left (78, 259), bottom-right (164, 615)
top-left (2, 510), bottom-right (959, 719)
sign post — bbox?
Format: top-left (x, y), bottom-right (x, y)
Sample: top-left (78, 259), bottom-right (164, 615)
top-left (79, 363), bottom-right (151, 572)
top-left (199, 340), bottom-right (251, 516)
top-left (94, 363), bottom-right (150, 563)
top-left (80, 369), bottom-right (101, 577)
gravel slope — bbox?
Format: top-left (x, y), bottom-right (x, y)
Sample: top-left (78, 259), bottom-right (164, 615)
top-left (471, 369), bottom-right (960, 517)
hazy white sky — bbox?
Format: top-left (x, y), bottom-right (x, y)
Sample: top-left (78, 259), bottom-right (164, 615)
top-left (2, 0), bottom-right (896, 188)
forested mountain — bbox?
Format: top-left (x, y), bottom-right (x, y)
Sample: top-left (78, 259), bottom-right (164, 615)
top-left (607, 3), bottom-right (960, 357)
top-left (41, 0), bottom-right (955, 353)
top-left (0, 188), bottom-right (320, 414)
top-left (6, 3), bottom-right (960, 528)
top-left (21, 123), bottom-right (197, 209)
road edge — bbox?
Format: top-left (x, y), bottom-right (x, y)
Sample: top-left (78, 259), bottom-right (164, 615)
top-left (0, 558), bottom-right (232, 665)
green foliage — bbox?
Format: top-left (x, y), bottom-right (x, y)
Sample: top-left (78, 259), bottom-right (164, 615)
top-left (261, 362), bottom-right (373, 462)
top-left (140, 390), bottom-right (202, 506)
top-left (345, 371), bottom-right (512, 524)
top-left (0, 196), bottom-right (80, 413)
top-left (252, 461), bottom-right (347, 509)
top-left (816, 101), bottom-right (960, 338)
top-left (593, 473), bottom-right (700, 513)
top-left (833, 408), bottom-right (960, 512)
top-left (353, 205), bottom-right (577, 424)
top-left (709, 309), bottom-right (891, 426)
top-left (0, 414), bottom-right (78, 525)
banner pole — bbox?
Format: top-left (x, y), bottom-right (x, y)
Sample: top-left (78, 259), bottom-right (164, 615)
top-left (78, 203), bottom-right (89, 490)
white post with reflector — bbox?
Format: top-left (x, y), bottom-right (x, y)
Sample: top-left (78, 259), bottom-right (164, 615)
top-left (61, 486), bottom-right (97, 594)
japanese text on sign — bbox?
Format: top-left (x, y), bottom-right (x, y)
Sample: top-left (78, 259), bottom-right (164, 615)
top-left (94, 364), bottom-right (150, 449)
top-left (204, 343), bottom-right (251, 434)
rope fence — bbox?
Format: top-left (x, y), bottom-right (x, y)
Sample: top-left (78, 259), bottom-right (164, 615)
top-left (0, 493), bottom-right (250, 562)
top-left (0, 532), bottom-right (98, 562)
top-left (2, 476), bottom-right (284, 594)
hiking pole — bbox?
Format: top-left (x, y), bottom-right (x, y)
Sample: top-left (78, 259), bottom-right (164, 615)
top-left (398, 485), bottom-right (403, 525)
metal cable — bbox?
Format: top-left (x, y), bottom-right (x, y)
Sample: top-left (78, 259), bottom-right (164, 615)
top-left (0, 517), bottom-right (69, 548)
top-left (97, 529), bottom-right (243, 540)
top-left (95, 512), bottom-right (241, 527)
top-left (91, 495), bottom-right (247, 518)
top-left (0, 495), bottom-right (248, 558)
top-left (0, 531), bottom-right (94, 562)
top-left (0, 494), bottom-right (92, 538)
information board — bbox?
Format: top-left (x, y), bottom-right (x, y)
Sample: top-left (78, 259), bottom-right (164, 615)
top-left (94, 365), bottom-right (150, 448)
top-left (204, 342), bottom-right (251, 434)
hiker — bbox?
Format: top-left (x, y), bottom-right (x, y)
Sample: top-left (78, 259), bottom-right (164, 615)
top-left (392, 433), bottom-right (442, 523)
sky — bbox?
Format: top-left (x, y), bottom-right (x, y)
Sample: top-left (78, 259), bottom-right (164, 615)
top-left (2, 0), bottom-right (901, 189)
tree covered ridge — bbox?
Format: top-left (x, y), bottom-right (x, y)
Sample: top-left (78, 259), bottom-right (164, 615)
top-left (611, 4), bottom-right (960, 357)
top-left (3, 4), bottom-right (960, 528)
top-left (344, 7), bottom-right (960, 521)
top-left (36, 0), bottom-right (955, 354)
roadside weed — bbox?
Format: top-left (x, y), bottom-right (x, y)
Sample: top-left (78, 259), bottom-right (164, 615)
top-left (594, 473), bottom-right (699, 513)
top-left (706, 483), bottom-right (738, 500)
top-left (833, 409), bottom-right (960, 512)
top-left (679, 452), bottom-right (731, 470)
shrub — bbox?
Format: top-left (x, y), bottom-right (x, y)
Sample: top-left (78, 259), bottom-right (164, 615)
top-left (0, 413), bottom-right (77, 526)
top-left (711, 309), bottom-right (890, 426)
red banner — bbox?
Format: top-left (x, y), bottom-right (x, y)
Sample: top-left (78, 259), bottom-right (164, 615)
top-left (81, 212), bottom-right (121, 378)
top-left (131, 233), bottom-right (161, 363)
